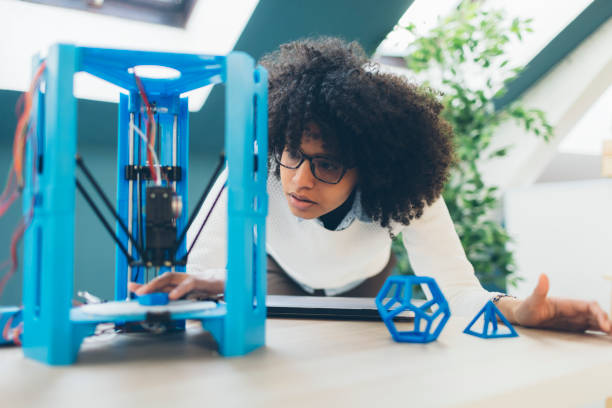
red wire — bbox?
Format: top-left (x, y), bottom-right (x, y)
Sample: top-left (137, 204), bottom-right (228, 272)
top-left (0, 171), bottom-right (18, 218)
top-left (133, 73), bottom-right (158, 184)
top-left (0, 169), bottom-right (16, 203)
top-left (0, 204), bottom-right (33, 296)
top-left (2, 315), bottom-right (23, 346)
top-left (0, 100), bottom-right (40, 297)
top-left (2, 315), bottom-right (14, 342)
top-left (13, 322), bottom-right (23, 346)
top-left (13, 62), bottom-right (46, 189)
top-left (15, 94), bottom-right (25, 119)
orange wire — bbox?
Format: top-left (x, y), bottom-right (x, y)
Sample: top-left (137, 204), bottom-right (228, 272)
top-left (15, 93), bottom-right (25, 118)
top-left (0, 169), bottom-right (18, 216)
top-left (2, 315), bottom-right (14, 342)
top-left (1, 315), bottom-right (23, 346)
top-left (0, 80), bottom-right (42, 296)
top-left (0, 137), bottom-right (36, 295)
top-left (0, 204), bottom-right (33, 296)
top-left (13, 61), bottom-right (46, 189)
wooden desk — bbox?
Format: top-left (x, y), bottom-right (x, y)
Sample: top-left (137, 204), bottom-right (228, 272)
top-left (1, 318), bottom-right (611, 408)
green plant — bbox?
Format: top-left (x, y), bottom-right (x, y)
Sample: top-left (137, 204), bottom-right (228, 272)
top-left (390, 1), bottom-right (553, 291)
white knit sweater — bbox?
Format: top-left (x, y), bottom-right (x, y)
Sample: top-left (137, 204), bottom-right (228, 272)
top-left (186, 169), bottom-right (496, 316)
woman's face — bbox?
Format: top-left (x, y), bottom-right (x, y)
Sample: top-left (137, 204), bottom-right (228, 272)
top-left (279, 124), bottom-right (358, 219)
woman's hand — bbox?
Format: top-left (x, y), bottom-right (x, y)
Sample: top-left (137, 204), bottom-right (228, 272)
top-left (508, 274), bottom-right (612, 334)
top-left (128, 272), bottom-right (225, 301)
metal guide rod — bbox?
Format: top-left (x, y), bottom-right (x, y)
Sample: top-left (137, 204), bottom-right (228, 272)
top-left (172, 114), bottom-right (178, 274)
top-left (127, 112), bottom-right (134, 298)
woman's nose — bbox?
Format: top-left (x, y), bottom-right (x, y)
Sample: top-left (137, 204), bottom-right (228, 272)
top-left (293, 160), bottom-right (316, 188)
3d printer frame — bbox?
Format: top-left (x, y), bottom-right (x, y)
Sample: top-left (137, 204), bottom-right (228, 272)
top-left (20, 44), bottom-right (268, 365)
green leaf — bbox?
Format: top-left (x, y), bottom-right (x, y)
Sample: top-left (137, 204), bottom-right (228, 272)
top-left (488, 147), bottom-right (508, 158)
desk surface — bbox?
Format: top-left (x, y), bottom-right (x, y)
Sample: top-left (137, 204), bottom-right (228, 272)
top-left (1, 317), bottom-right (612, 408)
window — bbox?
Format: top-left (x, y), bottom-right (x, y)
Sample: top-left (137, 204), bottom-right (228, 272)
top-left (23, 0), bottom-right (198, 27)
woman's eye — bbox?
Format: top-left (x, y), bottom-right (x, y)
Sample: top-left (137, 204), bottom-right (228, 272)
top-left (317, 160), bottom-right (339, 171)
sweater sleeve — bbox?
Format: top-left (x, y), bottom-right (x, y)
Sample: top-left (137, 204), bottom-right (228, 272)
top-left (400, 196), bottom-right (497, 316)
top-left (185, 168), bottom-right (228, 281)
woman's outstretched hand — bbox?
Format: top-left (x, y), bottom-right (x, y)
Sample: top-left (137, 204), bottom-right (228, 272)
top-left (128, 272), bottom-right (225, 301)
top-left (509, 274), bottom-right (612, 334)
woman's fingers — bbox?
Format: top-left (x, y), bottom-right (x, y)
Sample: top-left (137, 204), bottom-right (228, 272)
top-left (553, 298), bottom-right (589, 318)
top-left (588, 301), bottom-right (611, 333)
top-left (169, 277), bottom-right (197, 300)
top-left (532, 273), bottom-right (549, 299)
top-left (132, 272), bottom-right (187, 295)
top-left (544, 298), bottom-right (612, 334)
top-left (169, 277), bottom-right (225, 300)
top-left (129, 273), bottom-right (225, 301)
top-left (561, 300), bottom-right (610, 332)
top-left (127, 282), bottom-right (142, 292)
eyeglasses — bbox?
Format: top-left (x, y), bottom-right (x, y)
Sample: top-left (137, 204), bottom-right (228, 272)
top-left (274, 148), bottom-right (348, 184)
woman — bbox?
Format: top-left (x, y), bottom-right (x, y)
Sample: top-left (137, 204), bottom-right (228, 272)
top-left (131, 37), bottom-right (611, 333)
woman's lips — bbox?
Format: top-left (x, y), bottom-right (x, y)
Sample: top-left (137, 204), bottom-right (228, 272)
top-left (288, 193), bottom-right (316, 210)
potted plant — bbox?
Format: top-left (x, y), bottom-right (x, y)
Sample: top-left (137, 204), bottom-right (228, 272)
top-left (387, 0), bottom-right (554, 291)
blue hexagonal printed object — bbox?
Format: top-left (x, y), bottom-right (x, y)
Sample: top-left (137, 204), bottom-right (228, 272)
top-left (375, 276), bottom-right (451, 343)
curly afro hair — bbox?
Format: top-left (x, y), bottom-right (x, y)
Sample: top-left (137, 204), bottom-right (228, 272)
top-left (259, 37), bottom-right (455, 228)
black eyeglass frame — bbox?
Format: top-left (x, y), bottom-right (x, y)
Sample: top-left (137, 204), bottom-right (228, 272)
top-left (273, 148), bottom-right (350, 184)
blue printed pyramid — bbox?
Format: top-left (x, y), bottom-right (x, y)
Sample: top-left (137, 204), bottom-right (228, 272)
top-left (464, 300), bottom-right (518, 339)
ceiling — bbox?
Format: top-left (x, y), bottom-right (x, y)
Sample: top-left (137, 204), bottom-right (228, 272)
top-left (1, 0), bottom-right (610, 154)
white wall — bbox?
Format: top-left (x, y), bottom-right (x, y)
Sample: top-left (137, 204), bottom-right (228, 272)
top-left (536, 153), bottom-right (602, 183)
top-left (504, 180), bottom-right (612, 317)
top-left (480, 16), bottom-right (612, 191)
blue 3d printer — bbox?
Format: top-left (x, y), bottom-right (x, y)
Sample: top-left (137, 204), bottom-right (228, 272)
top-left (14, 44), bottom-right (268, 365)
